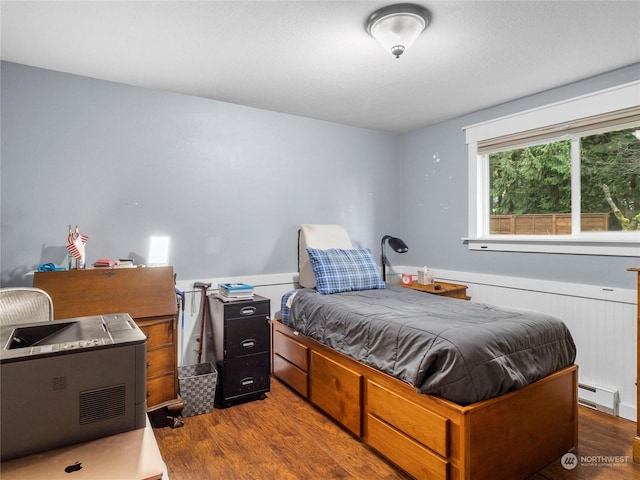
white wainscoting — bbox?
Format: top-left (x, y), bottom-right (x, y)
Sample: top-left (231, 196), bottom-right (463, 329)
top-left (179, 269), bottom-right (638, 422)
top-left (393, 266), bottom-right (637, 422)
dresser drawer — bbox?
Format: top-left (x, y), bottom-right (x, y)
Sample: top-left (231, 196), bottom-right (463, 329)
top-left (138, 317), bottom-right (174, 349)
top-left (147, 373), bottom-right (176, 407)
top-left (147, 347), bottom-right (175, 378)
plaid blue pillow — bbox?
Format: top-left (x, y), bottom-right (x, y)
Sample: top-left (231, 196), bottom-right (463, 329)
top-left (306, 247), bottom-right (386, 295)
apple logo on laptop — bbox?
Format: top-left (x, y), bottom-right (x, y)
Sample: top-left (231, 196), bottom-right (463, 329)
top-left (64, 461), bottom-right (83, 473)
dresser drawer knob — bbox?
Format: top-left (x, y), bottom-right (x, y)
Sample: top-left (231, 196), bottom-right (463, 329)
top-left (146, 361), bottom-right (151, 368)
top-left (241, 339), bottom-right (256, 349)
top-left (240, 306), bottom-right (256, 316)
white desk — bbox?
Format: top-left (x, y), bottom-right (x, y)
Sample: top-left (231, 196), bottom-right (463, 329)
top-left (1, 419), bottom-right (166, 480)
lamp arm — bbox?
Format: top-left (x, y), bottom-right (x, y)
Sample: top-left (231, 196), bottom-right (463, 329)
top-left (381, 236), bottom-right (391, 266)
top-left (381, 236), bottom-right (392, 282)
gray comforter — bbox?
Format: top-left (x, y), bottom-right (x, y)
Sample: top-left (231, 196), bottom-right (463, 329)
top-left (286, 285), bottom-right (576, 405)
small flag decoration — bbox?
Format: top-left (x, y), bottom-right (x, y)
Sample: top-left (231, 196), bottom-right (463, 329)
top-left (67, 225), bottom-right (88, 268)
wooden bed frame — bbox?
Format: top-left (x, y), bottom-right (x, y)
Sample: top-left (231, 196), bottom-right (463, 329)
top-left (272, 318), bottom-right (578, 480)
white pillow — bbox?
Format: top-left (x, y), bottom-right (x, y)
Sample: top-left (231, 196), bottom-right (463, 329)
top-left (298, 224), bottom-right (353, 288)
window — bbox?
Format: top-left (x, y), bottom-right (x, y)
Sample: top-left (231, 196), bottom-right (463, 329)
top-left (487, 126), bottom-right (639, 235)
top-left (464, 81), bottom-right (640, 256)
top-left (580, 127), bottom-right (639, 232)
top-left (488, 139), bottom-right (572, 235)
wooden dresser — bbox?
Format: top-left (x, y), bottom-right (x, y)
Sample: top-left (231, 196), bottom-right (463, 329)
top-left (33, 266), bottom-right (181, 413)
top-left (629, 267), bottom-right (640, 462)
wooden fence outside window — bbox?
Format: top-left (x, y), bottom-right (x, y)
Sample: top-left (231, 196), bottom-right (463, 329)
top-left (490, 213), bottom-right (610, 235)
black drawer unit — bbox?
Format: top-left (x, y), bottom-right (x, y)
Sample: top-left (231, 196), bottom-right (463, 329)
top-left (206, 294), bottom-right (271, 407)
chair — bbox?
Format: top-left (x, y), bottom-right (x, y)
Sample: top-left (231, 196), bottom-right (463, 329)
top-left (0, 288), bottom-right (54, 326)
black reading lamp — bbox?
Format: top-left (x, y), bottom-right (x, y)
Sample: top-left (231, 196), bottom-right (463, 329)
top-left (381, 235), bottom-right (408, 282)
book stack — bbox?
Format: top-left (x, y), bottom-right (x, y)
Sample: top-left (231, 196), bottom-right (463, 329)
top-left (217, 283), bottom-right (254, 302)
top-left (115, 259), bottom-right (135, 268)
top-left (92, 259), bottom-right (115, 268)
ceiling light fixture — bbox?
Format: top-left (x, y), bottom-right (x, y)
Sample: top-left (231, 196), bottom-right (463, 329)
top-left (366, 3), bottom-right (430, 59)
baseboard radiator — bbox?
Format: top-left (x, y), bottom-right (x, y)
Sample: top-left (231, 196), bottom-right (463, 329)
top-left (578, 383), bottom-right (619, 416)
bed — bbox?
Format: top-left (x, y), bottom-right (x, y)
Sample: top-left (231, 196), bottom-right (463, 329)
top-left (271, 225), bottom-right (578, 480)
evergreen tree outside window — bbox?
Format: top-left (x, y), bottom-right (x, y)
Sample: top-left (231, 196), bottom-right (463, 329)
top-left (581, 127), bottom-right (640, 232)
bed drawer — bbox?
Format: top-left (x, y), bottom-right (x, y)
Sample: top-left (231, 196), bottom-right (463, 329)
top-left (367, 414), bottom-right (449, 480)
top-left (310, 351), bottom-right (362, 436)
top-left (273, 330), bottom-right (309, 372)
top-left (273, 353), bottom-right (308, 397)
top-left (367, 380), bottom-right (449, 458)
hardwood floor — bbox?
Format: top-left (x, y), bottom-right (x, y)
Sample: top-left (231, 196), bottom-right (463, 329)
top-left (153, 378), bottom-right (640, 479)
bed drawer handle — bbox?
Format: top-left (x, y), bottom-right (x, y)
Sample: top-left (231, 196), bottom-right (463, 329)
top-left (241, 339), bottom-right (256, 349)
top-left (240, 306), bottom-right (256, 315)
top-left (240, 377), bottom-right (255, 386)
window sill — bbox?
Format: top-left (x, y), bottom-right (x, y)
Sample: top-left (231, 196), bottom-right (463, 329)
top-left (463, 235), bottom-right (640, 256)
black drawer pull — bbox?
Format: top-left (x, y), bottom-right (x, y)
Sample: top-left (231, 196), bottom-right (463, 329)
top-left (241, 339), bottom-right (256, 349)
top-left (240, 377), bottom-right (255, 386)
top-left (240, 306), bottom-right (256, 316)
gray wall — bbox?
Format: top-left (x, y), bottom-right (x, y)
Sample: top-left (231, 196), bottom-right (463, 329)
top-left (1, 62), bottom-right (399, 286)
top-left (398, 63), bottom-right (640, 289)
top-left (2, 61), bottom-right (637, 289)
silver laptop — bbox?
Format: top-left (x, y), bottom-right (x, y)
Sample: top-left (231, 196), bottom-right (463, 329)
top-left (0, 420), bottom-right (165, 480)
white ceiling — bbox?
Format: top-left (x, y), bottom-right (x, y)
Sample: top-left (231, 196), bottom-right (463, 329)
top-left (1, 1), bottom-right (639, 133)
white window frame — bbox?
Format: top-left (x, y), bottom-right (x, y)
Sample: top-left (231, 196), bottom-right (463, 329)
top-left (464, 81), bottom-right (640, 257)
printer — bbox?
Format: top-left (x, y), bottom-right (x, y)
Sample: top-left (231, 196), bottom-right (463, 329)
top-left (1, 313), bottom-right (147, 461)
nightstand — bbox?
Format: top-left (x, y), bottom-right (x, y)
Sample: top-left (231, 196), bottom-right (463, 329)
top-left (399, 281), bottom-right (470, 300)
top-left (206, 294), bottom-right (271, 407)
